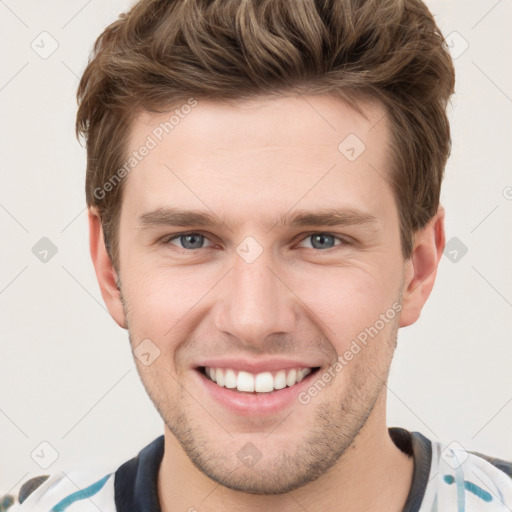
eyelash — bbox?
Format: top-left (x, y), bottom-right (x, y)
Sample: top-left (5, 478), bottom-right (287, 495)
top-left (159, 231), bottom-right (350, 251)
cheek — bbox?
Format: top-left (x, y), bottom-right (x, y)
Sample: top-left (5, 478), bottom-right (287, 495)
top-left (306, 269), bottom-right (401, 396)
top-left (293, 263), bottom-right (401, 343)
top-left (122, 263), bottom-right (224, 342)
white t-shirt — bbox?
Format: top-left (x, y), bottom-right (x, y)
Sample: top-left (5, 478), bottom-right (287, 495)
top-left (5, 428), bottom-right (512, 511)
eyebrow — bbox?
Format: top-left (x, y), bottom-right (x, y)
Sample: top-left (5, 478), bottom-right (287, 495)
top-left (136, 206), bottom-right (377, 231)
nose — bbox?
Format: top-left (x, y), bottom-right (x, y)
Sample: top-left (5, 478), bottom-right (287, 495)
top-left (214, 248), bottom-right (297, 348)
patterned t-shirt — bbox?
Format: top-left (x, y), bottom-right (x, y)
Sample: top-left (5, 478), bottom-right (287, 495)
top-left (4, 428), bottom-right (512, 511)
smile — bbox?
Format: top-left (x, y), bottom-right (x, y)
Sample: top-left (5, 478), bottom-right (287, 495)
top-left (200, 366), bottom-right (321, 394)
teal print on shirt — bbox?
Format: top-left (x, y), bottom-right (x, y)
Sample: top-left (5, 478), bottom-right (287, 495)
top-left (443, 474), bottom-right (493, 502)
top-left (50, 474), bottom-right (111, 511)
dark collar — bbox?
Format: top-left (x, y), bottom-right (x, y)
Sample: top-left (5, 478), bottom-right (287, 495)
top-left (115, 434), bottom-right (164, 512)
top-left (390, 427), bottom-right (432, 512)
top-left (114, 428), bottom-right (432, 511)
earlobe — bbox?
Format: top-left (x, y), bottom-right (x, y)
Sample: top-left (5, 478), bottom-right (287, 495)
top-left (88, 208), bottom-right (127, 329)
top-left (399, 206), bottom-right (446, 327)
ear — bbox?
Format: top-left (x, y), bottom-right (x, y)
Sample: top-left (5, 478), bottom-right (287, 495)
top-left (88, 208), bottom-right (127, 329)
top-left (399, 206), bottom-right (445, 327)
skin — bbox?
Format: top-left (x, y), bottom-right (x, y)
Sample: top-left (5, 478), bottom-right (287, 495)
top-left (89, 94), bottom-right (445, 511)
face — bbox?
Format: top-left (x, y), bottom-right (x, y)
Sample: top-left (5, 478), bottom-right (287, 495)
top-left (109, 94), bottom-right (411, 493)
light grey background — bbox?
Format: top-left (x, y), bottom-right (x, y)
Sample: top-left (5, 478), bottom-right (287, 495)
top-left (1, 0), bottom-right (511, 496)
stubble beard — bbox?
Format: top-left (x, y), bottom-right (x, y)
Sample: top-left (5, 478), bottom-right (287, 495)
top-left (120, 283), bottom-right (399, 495)
top-left (128, 334), bottom-right (396, 495)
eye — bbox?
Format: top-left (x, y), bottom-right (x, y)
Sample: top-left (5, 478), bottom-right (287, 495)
top-left (160, 231), bottom-right (349, 252)
top-left (297, 233), bottom-right (346, 250)
top-left (162, 232), bottom-right (214, 250)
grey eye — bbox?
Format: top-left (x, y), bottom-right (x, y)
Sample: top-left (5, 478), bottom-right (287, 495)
top-left (178, 233), bottom-right (205, 249)
top-left (308, 233), bottom-right (339, 250)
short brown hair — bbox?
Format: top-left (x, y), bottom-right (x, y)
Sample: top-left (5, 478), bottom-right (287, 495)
top-left (77, 0), bottom-right (455, 269)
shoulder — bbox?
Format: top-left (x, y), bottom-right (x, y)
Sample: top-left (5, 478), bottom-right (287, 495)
top-left (1, 437), bottom-right (165, 512)
top-left (3, 469), bottom-right (115, 511)
top-left (468, 450), bottom-right (512, 480)
top-left (421, 438), bottom-right (512, 511)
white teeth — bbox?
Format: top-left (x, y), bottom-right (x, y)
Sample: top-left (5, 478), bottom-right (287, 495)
top-left (237, 371), bottom-right (255, 392)
top-left (203, 366), bottom-right (314, 393)
top-left (216, 368), bottom-right (225, 387)
top-left (286, 369), bottom-right (297, 387)
top-left (255, 372), bottom-right (274, 392)
top-left (224, 369), bottom-right (237, 388)
top-left (274, 370), bottom-right (287, 390)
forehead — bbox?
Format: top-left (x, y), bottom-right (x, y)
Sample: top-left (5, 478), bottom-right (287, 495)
top-left (132, 94), bottom-right (386, 155)
top-left (122, 94), bottom-right (393, 224)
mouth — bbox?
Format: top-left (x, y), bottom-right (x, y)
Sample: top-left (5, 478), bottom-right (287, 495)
top-left (197, 365), bottom-right (322, 394)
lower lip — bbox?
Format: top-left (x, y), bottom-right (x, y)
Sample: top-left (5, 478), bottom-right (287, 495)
top-left (194, 368), bottom-right (320, 416)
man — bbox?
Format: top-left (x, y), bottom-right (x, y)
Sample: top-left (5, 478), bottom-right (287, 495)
top-left (9, 0), bottom-right (511, 510)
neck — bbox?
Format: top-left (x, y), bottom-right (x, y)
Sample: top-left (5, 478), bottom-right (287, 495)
top-left (158, 395), bottom-right (413, 512)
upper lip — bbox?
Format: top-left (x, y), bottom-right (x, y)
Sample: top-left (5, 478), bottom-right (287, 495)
top-left (195, 358), bottom-right (322, 374)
